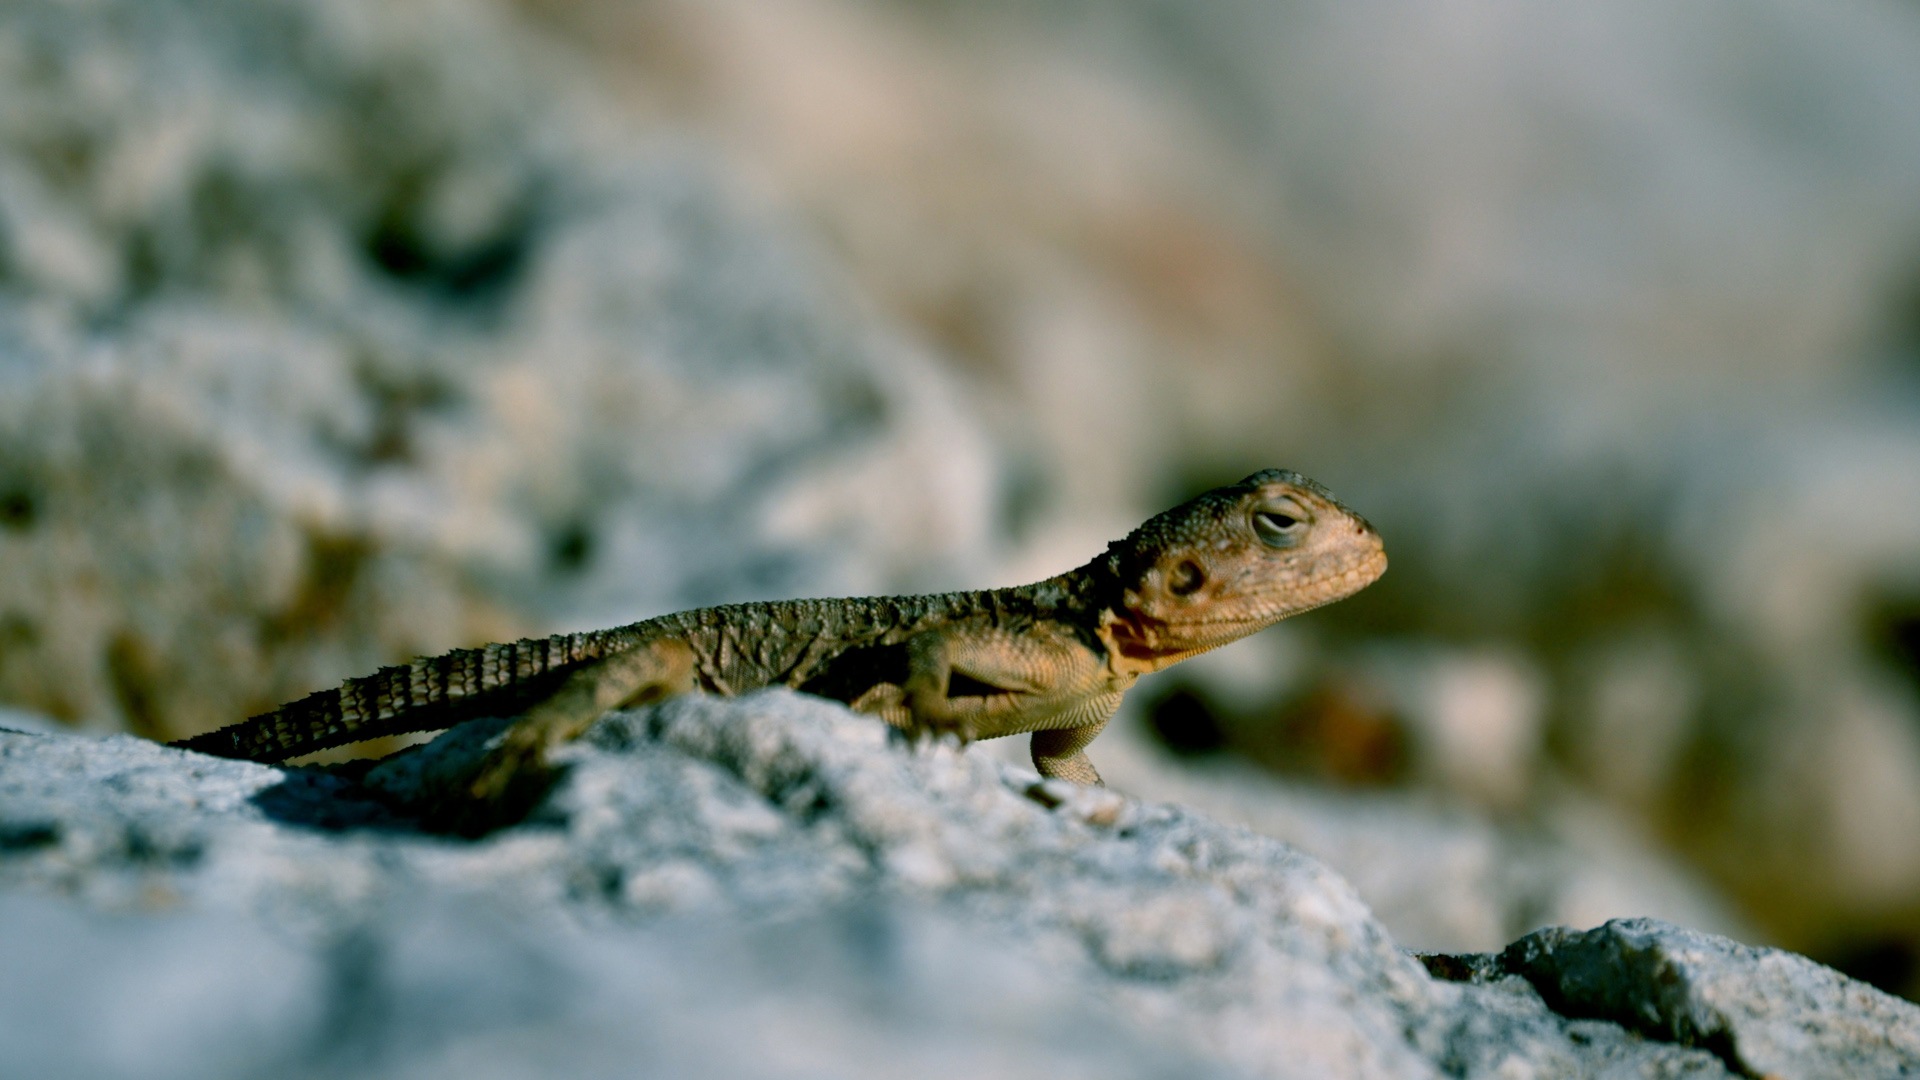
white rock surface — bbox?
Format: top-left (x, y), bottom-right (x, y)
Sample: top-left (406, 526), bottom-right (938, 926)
top-left (4, 693), bottom-right (1912, 1078)
top-left (1431, 918), bottom-right (1920, 1080)
top-left (1083, 719), bottom-right (1750, 956)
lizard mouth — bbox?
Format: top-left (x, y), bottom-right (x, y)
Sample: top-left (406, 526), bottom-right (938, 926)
top-left (1105, 539), bottom-right (1386, 666)
top-left (1109, 610), bottom-right (1268, 660)
top-left (1117, 553), bottom-right (1387, 657)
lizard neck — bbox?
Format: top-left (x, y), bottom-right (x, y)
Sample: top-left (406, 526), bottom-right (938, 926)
top-left (1072, 551), bottom-right (1224, 678)
top-left (1015, 558), bottom-right (1164, 680)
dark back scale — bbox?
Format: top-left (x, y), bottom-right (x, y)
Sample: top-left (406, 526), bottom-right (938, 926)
top-left (639, 573), bottom-right (1099, 697)
top-left (172, 571), bottom-right (1105, 765)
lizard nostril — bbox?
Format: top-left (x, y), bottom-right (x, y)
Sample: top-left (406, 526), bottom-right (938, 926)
top-left (1168, 560), bottom-right (1206, 596)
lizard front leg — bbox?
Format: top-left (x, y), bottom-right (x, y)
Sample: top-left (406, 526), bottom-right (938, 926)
top-left (897, 625), bottom-right (1122, 784)
top-left (1028, 697), bottom-right (1122, 786)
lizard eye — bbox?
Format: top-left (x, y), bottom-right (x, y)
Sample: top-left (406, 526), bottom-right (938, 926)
top-left (1253, 502), bottom-right (1309, 548)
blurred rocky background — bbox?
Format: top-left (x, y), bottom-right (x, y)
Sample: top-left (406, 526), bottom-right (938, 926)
top-left (5, 0), bottom-right (1920, 1014)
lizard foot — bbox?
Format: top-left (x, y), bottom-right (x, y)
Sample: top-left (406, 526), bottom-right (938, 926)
top-left (896, 710), bottom-right (973, 746)
top-left (898, 695), bottom-right (981, 749)
top-left (858, 682), bottom-right (976, 749)
top-left (892, 725), bottom-right (972, 764)
top-left (413, 647), bottom-right (692, 835)
top-left (413, 727), bottom-right (561, 837)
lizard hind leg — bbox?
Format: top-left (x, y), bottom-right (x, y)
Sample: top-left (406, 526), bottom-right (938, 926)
top-left (430, 638), bottom-right (695, 835)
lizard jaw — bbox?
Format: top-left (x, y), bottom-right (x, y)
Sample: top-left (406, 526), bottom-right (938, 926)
top-left (1104, 547), bottom-right (1388, 672)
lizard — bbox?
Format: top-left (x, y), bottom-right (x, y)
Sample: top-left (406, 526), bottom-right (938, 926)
top-left (173, 469), bottom-right (1386, 826)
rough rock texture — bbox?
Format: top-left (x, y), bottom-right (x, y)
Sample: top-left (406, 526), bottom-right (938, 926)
top-left (4, 694), bottom-right (1913, 1078)
top-left (1428, 919), bottom-right (1920, 1079)
top-left (0, 0), bottom-right (996, 741)
top-left (1081, 721), bottom-right (1750, 956)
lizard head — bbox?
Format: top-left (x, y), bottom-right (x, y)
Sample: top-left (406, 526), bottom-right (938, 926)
top-left (1098, 469), bottom-right (1386, 671)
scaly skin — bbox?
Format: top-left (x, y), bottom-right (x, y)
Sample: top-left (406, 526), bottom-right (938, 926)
top-left (173, 470), bottom-right (1386, 822)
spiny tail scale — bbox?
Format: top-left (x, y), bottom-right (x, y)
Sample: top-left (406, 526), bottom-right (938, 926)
top-left (172, 626), bottom-right (639, 762)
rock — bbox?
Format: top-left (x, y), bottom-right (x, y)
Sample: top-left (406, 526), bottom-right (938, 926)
top-left (0, 889), bottom-right (1212, 1080)
top-left (0, 0), bottom-right (998, 740)
top-left (5, 691), bottom-right (1912, 1077)
top-left (1072, 712), bottom-right (1750, 956)
top-left (1428, 918), bottom-right (1920, 1080)
top-left (0, 894), bottom-right (323, 1080)
top-left (0, 706), bottom-right (67, 736)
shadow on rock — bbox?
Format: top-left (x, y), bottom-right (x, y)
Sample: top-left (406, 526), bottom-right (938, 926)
top-left (248, 715), bottom-right (560, 839)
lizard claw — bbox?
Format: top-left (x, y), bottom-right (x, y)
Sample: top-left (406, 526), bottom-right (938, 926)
top-left (901, 723), bottom-right (971, 754)
top-left (888, 720), bottom-right (972, 758)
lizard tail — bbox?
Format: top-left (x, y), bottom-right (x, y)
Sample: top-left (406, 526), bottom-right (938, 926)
top-left (171, 629), bottom-right (631, 763)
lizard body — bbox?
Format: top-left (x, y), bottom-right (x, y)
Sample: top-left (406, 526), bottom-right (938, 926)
top-left (174, 470), bottom-right (1385, 816)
